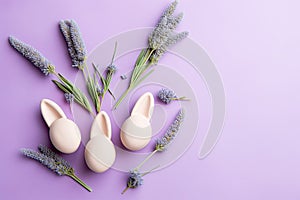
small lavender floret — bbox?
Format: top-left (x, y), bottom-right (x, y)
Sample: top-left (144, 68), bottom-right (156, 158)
top-left (156, 109), bottom-right (184, 151)
top-left (64, 93), bottom-right (74, 103)
top-left (8, 36), bottom-right (54, 75)
top-left (107, 64), bottom-right (117, 74)
top-left (127, 170), bottom-right (143, 188)
top-left (120, 74), bottom-right (127, 80)
top-left (158, 88), bottom-right (177, 104)
top-left (96, 86), bottom-right (104, 96)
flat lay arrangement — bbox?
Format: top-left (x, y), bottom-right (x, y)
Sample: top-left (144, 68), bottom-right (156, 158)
top-left (4, 0), bottom-right (299, 199)
top-left (8, 0), bottom-right (193, 194)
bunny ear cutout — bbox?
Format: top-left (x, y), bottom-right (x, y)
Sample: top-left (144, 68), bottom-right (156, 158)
top-left (40, 99), bottom-right (67, 127)
top-left (131, 92), bottom-right (154, 121)
top-left (90, 111), bottom-right (112, 140)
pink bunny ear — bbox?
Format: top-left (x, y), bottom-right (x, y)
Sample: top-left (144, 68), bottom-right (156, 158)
top-left (131, 92), bottom-right (154, 121)
top-left (90, 111), bottom-right (112, 140)
top-left (40, 99), bottom-right (67, 127)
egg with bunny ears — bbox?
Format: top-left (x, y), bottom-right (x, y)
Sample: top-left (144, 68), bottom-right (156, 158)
top-left (120, 92), bottom-right (154, 151)
top-left (85, 111), bottom-right (116, 173)
top-left (40, 99), bottom-right (81, 154)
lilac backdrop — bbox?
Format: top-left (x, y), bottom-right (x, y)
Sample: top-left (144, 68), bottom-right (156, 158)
top-left (1, 0), bottom-right (300, 199)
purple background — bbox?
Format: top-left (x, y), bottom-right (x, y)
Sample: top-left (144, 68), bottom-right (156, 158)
top-left (1, 0), bottom-right (300, 199)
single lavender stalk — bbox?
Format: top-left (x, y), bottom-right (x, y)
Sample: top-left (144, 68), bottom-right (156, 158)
top-left (158, 88), bottom-right (189, 104)
top-left (59, 20), bottom-right (78, 68)
top-left (59, 20), bottom-right (87, 70)
top-left (8, 36), bottom-right (55, 75)
top-left (122, 109), bottom-right (184, 194)
top-left (155, 109), bottom-right (184, 151)
top-left (21, 145), bottom-right (92, 192)
top-left (113, 0), bottom-right (188, 109)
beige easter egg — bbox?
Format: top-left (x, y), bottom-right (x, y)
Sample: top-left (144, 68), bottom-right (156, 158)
top-left (120, 115), bottom-right (152, 151)
top-left (49, 118), bottom-right (81, 154)
top-left (85, 134), bottom-right (116, 173)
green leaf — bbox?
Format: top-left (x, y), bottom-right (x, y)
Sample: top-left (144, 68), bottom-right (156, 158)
top-left (133, 69), bottom-right (154, 88)
top-left (108, 88), bottom-right (115, 100)
top-left (55, 74), bottom-right (93, 114)
top-left (52, 80), bottom-right (71, 93)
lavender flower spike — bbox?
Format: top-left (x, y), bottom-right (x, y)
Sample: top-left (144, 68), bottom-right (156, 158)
top-left (21, 145), bottom-right (92, 192)
top-left (8, 36), bottom-right (55, 75)
top-left (156, 109), bottom-right (184, 151)
top-left (21, 148), bottom-right (65, 176)
top-left (70, 20), bottom-right (86, 60)
top-left (59, 20), bottom-right (78, 68)
top-left (59, 20), bottom-right (87, 69)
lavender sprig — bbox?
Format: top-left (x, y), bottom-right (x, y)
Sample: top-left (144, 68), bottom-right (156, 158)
top-left (114, 1), bottom-right (188, 109)
top-left (155, 109), bottom-right (184, 151)
top-left (59, 20), bottom-right (87, 70)
top-left (8, 36), bottom-right (55, 76)
top-left (158, 88), bottom-right (189, 104)
top-left (8, 36), bottom-right (93, 114)
top-left (21, 145), bottom-right (92, 192)
top-left (122, 109), bottom-right (184, 194)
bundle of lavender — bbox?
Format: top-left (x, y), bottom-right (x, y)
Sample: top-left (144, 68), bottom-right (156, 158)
top-left (113, 0), bottom-right (189, 109)
top-left (21, 145), bottom-right (92, 192)
top-left (122, 109), bottom-right (184, 194)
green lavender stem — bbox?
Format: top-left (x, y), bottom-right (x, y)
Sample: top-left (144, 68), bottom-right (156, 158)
top-left (67, 173), bottom-right (92, 192)
top-left (113, 86), bottom-right (132, 110)
top-left (121, 186), bottom-right (130, 194)
top-left (134, 149), bottom-right (158, 171)
top-left (113, 49), bottom-right (155, 110)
